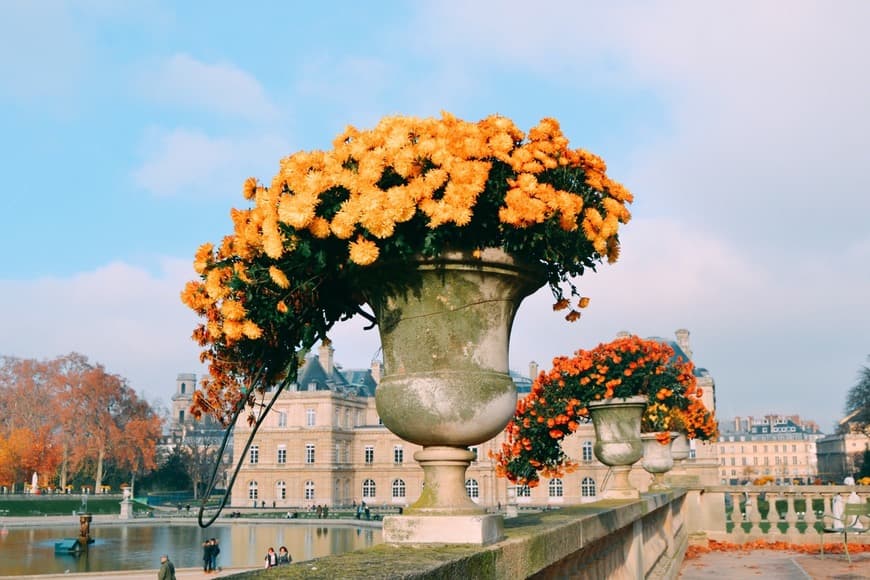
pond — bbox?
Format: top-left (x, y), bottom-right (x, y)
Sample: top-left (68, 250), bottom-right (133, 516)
top-left (0, 522), bottom-right (382, 576)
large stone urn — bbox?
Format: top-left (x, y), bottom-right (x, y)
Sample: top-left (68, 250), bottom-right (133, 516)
top-left (641, 432), bottom-right (676, 492)
top-left (366, 248), bottom-right (544, 544)
top-left (587, 395), bottom-right (646, 499)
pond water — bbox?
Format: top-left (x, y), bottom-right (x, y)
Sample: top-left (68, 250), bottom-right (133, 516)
top-left (0, 522), bottom-right (381, 576)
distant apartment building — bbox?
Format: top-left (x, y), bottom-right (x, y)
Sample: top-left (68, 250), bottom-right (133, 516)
top-left (717, 415), bottom-right (823, 484)
top-left (176, 329), bottom-right (717, 508)
top-left (815, 410), bottom-right (870, 483)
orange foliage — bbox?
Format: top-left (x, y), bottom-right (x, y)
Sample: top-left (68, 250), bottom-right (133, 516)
top-left (685, 539), bottom-right (870, 560)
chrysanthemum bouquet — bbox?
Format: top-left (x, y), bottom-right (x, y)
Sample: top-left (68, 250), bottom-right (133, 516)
top-left (181, 113), bottom-right (634, 424)
top-left (492, 335), bottom-right (715, 485)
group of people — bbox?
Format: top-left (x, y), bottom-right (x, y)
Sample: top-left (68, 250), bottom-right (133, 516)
top-left (202, 538), bottom-right (221, 573)
top-left (264, 545), bottom-right (292, 568)
top-left (355, 500), bottom-right (370, 520)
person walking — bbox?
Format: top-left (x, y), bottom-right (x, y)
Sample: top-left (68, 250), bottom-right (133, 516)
top-left (277, 545), bottom-right (292, 565)
top-left (157, 554), bottom-right (176, 580)
top-left (264, 546), bottom-right (278, 568)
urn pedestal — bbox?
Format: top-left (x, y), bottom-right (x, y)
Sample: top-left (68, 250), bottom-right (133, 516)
top-left (368, 249), bottom-right (544, 544)
top-left (587, 396), bottom-right (646, 499)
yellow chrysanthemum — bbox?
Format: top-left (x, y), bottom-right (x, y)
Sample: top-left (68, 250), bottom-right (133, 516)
top-left (242, 177), bottom-right (258, 200)
top-left (242, 320), bottom-right (262, 339)
top-left (193, 243), bottom-right (214, 275)
top-left (348, 237), bottom-right (380, 266)
top-left (269, 266), bottom-right (290, 289)
top-left (220, 300), bottom-right (246, 321)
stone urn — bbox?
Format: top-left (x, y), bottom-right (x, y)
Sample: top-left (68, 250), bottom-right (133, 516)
top-left (641, 432), bottom-right (676, 492)
top-left (587, 395), bottom-right (646, 499)
top-left (670, 431), bottom-right (691, 463)
top-left (366, 248), bottom-right (544, 544)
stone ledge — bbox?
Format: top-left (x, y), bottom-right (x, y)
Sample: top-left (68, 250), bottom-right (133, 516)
top-left (225, 490), bottom-right (687, 579)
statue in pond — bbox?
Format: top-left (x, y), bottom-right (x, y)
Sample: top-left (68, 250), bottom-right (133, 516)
top-left (77, 513), bottom-right (92, 550)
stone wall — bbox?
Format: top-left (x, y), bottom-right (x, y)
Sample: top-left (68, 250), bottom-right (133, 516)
top-left (228, 491), bottom-right (687, 579)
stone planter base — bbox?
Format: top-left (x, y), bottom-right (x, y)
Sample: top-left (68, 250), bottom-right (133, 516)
top-left (382, 514), bottom-right (504, 545)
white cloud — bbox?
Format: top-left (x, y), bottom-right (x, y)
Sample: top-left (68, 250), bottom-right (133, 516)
top-left (0, 259), bottom-right (206, 406)
top-left (138, 53), bottom-right (279, 120)
top-left (132, 128), bottom-right (290, 197)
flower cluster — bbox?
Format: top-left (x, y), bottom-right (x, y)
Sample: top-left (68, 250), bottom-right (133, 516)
top-left (181, 113), bottom-right (633, 424)
top-left (492, 335), bottom-right (717, 485)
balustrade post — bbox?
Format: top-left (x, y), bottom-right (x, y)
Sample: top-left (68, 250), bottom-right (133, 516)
top-left (820, 494), bottom-right (833, 528)
top-left (746, 492), bottom-right (761, 536)
top-left (802, 491), bottom-right (818, 535)
top-left (729, 492), bottom-right (744, 539)
top-left (784, 492), bottom-right (799, 538)
top-left (767, 492), bottom-right (782, 537)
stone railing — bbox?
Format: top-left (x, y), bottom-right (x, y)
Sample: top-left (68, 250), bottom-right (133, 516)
top-left (684, 484), bottom-right (870, 545)
top-left (230, 490), bottom-right (688, 579)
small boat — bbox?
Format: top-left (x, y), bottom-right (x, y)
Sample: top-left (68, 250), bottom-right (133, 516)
top-left (53, 538), bottom-right (93, 553)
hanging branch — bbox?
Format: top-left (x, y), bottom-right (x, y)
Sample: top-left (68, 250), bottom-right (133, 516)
top-left (196, 357), bottom-right (300, 528)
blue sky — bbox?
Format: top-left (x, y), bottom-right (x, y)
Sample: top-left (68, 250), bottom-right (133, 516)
top-left (2, 1), bottom-right (868, 432)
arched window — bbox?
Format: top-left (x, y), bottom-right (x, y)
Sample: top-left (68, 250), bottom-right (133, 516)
top-left (304, 480), bottom-right (315, 500)
top-left (581, 477), bottom-right (596, 498)
top-left (362, 479), bottom-right (376, 498)
top-left (276, 480), bottom-right (286, 500)
top-left (392, 479), bottom-right (406, 498)
top-left (548, 478), bottom-right (563, 498)
top-left (582, 440), bottom-right (594, 462)
top-left (465, 479), bottom-right (479, 499)
top-left (248, 481), bottom-right (258, 500)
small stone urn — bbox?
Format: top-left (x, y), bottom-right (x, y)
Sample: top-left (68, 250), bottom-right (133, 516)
top-left (367, 248), bottom-right (544, 544)
top-left (641, 432), bottom-right (676, 492)
top-left (670, 431), bottom-right (691, 463)
top-left (587, 395), bottom-right (646, 499)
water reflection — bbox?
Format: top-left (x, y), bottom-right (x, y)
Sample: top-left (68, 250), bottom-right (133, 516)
top-left (0, 523), bottom-right (381, 576)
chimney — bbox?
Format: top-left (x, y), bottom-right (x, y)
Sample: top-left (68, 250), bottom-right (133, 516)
top-left (616, 330), bottom-right (631, 339)
top-left (318, 340), bottom-right (334, 375)
top-left (370, 359), bottom-right (382, 384)
top-left (674, 328), bottom-right (692, 359)
top-left (528, 361), bottom-right (539, 381)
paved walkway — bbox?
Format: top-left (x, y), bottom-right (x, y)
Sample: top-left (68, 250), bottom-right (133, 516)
top-left (680, 549), bottom-right (870, 579)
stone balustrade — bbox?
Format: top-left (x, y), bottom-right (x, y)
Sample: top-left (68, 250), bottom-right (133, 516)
top-left (231, 490), bottom-right (688, 579)
top-left (209, 484), bottom-right (870, 579)
top-left (684, 484), bottom-right (870, 545)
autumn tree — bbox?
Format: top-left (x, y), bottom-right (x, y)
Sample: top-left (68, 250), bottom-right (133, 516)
top-left (0, 357), bottom-right (63, 490)
top-left (112, 399), bottom-right (163, 494)
top-left (0, 353), bottom-right (164, 493)
top-left (54, 354), bottom-right (161, 492)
